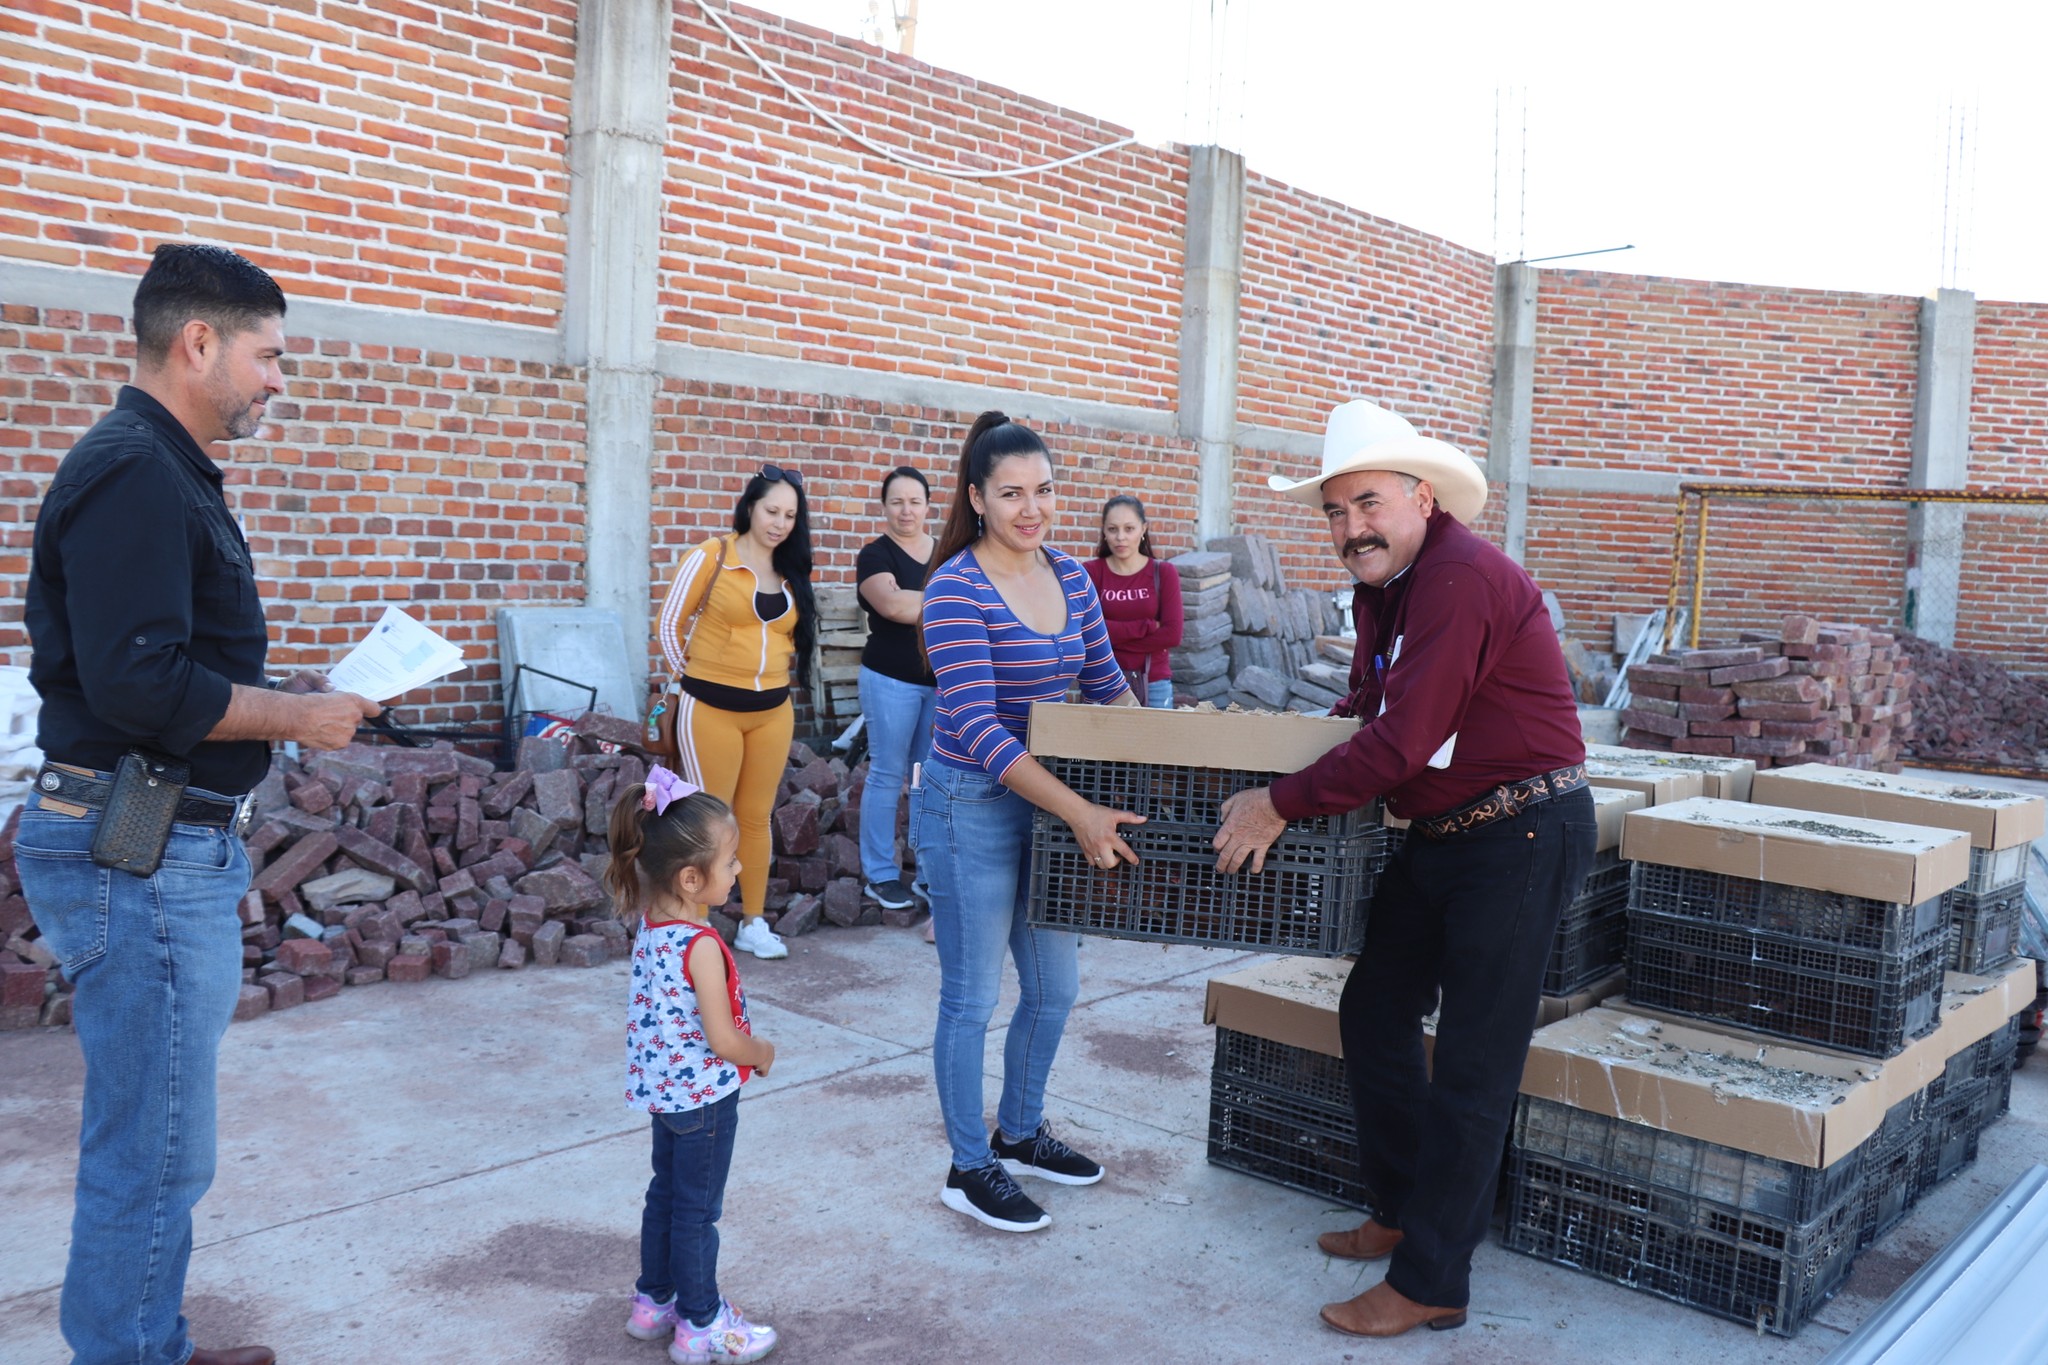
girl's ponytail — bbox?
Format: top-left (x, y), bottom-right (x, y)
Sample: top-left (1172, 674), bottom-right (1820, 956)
top-left (605, 789), bottom-right (652, 919)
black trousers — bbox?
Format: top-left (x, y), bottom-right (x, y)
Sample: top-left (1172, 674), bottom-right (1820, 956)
top-left (1339, 785), bottom-right (1597, 1308)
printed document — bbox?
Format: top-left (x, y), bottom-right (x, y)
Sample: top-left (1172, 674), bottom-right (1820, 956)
top-left (328, 607), bottom-right (466, 700)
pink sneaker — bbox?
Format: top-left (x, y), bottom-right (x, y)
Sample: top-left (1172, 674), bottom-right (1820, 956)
top-left (670, 1298), bottom-right (777, 1364)
top-left (626, 1292), bottom-right (678, 1341)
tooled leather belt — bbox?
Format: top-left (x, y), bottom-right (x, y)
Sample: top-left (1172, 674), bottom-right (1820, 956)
top-left (35, 764), bottom-right (249, 831)
top-left (1413, 764), bottom-right (1588, 840)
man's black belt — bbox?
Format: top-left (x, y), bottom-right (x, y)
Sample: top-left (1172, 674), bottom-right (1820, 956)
top-left (1413, 764), bottom-right (1588, 840)
top-left (35, 764), bottom-right (246, 830)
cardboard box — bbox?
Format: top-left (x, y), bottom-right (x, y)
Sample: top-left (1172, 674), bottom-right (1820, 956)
top-left (1587, 761), bottom-right (1706, 806)
top-left (1204, 956), bottom-right (1349, 1058)
top-left (1590, 786), bottom-right (1645, 853)
top-left (1520, 960), bottom-right (2033, 1168)
top-left (1585, 743), bottom-right (1757, 801)
top-left (1028, 701), bottom-right (1359, 772)
top-left (1203, 957), bottom-right (1623, 1055)
top-left (1620, 796), bottom-right (1970, 905)
top-left (1750, 763), bottom-right (2046, 851)
top-left (1535, 970), bottom-right (1626, 1027)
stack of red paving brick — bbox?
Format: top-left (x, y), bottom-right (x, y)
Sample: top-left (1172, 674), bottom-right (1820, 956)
top-left (1, 712), bottom-right (905, 1031)
top-left (1620, 616), bottom-right (1914, 771)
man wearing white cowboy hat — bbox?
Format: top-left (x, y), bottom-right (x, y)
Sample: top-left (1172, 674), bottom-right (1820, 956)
top-left (1212, 398), bottom-right (1596, 1339)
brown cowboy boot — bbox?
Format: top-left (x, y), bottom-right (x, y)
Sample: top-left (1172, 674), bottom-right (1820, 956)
top-left (187, 1348), bottom-right (277, 1365)
top-left (1315, 1217), bottom-right (1403, 1261)
top-left (1319, 1280), bottom-right (1468, 1337)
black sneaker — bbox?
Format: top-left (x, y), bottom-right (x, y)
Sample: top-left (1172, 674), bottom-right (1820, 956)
top-left (992, 1123), bottom-right (1104, 1186)
top-left (941, 1162), bottom-right (1050, 1232)
top-left (865, 878), bottom-right (916, 910)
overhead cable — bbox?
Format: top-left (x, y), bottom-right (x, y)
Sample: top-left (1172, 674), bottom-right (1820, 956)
top-left (690, 0), bottom-right (1138, 181)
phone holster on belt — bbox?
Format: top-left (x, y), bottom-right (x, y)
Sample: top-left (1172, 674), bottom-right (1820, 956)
top-left (90, 749), bottom-right (192, 878)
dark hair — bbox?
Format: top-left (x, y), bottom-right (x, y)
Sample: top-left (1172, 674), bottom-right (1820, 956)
top-left (926, 411), bottom-right (1051, 580)
top-left (132, 243), bottom-right (287, 367)
top-left (879, 465), bottom-right (929, 503)
top-left (1093, 494), bottom-right (1155, 560)
top-left (605, 785), bottom-right (736, 920)
top-left (733, 469), bottom-right (817, 683)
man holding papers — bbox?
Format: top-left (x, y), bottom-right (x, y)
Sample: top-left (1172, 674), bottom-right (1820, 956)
top-left (19, 245), bottom-right (379, 1365)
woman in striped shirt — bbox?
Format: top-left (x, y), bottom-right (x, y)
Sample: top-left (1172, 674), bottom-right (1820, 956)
top-left (913, 410), bottom-right (1143, 1235)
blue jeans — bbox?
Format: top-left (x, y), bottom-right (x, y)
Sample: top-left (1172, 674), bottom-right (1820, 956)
top-left (13, 789), bottom-right (251, 1365)
top-left (1144, 677), bottom-right (1174, 709)
top-left (855, 667), bottom-right (935, 887)
top-left (911, 761), bottom-right (1081, 1170)
top-left (636, 1091), bottom-right (740, 1327)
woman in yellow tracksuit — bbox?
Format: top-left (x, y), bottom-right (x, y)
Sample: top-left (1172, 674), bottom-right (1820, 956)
top-left (656, 465), bottom-right (817, 959)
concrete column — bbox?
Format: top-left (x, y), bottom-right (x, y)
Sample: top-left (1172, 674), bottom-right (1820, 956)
top-left (1906, 287), bottom-right (1975, 645)
top-left (564, 0), bottom-right (671, 693)
top-left (1491, 262), bottom-right (1538, 561)
top-left (1179, 145), bottom-right (1244, 544)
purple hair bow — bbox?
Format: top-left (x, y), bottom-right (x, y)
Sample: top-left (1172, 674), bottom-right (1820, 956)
top-left (643, 765), bottom-right (700, 816)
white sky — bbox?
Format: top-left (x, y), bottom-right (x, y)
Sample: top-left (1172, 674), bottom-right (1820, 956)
top-left (725, 0), bottom-right (2048, 303)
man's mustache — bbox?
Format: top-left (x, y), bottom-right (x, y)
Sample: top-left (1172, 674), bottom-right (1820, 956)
top-left (1343, 536), bottom-right (1388, 557)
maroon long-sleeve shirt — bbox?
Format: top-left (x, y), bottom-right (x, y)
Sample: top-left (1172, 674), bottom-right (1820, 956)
top-left (1270, 509), bottom-right (1584, 824)
top-left (1082, 556), bottom-right (1184, 683)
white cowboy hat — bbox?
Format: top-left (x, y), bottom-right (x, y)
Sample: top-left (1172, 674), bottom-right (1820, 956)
top-left (1266, 399), bottom-right (1488, 524)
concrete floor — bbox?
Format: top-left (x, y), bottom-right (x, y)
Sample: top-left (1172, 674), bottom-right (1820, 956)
top-left (2, 924), bottom-right (2041, 1365)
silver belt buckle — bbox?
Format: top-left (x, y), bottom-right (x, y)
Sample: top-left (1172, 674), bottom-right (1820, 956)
top-left (232, 793), bottom-right (256, 836)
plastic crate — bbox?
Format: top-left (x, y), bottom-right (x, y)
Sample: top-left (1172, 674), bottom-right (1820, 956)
top-left (1964, 843), bottom-right (2029, 896)
top-left (1212, 1026), bottom-right (1351, 1116)
top-left (1503, 1149), bottom-right (1860, 1337)
top-left (1544, 851), bottom-right (1631, 995)
top-left (1028, 756), bottom-right (1392, 955)
top-left (1207, 1029), bottom-right (1368, 1209)
top-left (1852, 1089), bottom-right (1930, 1250)
top-left (1514, 1095), bottom-right (1865, 1225)
top-left (1625, 907), bottom-right (1948, 1057)
top-left (1914, 1018), bottom-right (2021, 1198)
top-left (1628, 861), bottom-right (1949, 955)
top-left (1948, 884), bottom-right (2025, 975)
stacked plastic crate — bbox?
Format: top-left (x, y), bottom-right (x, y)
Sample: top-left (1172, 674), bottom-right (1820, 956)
top-left (1506, 797), bottom-right (1980, 1335)
top-left (1201, 958), bottom-right (1371, 1209)
top-left (1750, 763), bottom-right (2042, 978)
top-left (1499, 794), bottom-right (2039, 1342)
top-left (1745, 765), bottom-right (2044, 1216)
top-left (1506, 956), bottom-right (2030, 1339)
top-left (1579, 746), bottom-right (1754, 1011)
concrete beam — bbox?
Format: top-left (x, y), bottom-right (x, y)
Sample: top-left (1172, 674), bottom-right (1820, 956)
top-left (1906, 287), bottom-right (1976, 646)
top-left (652, 343), bottom-right (1178, 439)
top-left (1491, 263), bottom-right (1538, 560)
top-left (1179, 145), bottom-right (1244, 543)
top-left (565, 0), bottom-right (672, 694)
top-left (0, 259), bottom-right (562, 365)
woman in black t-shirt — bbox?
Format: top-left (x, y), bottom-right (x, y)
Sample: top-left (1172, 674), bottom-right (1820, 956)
top-left (855, 466), bottom-right (938, 915)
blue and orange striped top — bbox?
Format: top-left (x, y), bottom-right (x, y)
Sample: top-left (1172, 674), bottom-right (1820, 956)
top-left (923, 545), bottom-right (1126, 780)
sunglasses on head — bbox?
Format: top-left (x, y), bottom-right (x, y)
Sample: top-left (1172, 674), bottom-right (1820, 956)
top-left (759, 463), bottom-right (804, 489)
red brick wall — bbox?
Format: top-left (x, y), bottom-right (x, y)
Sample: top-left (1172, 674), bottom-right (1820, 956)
top-left (1, 0), bottom-right (576, 326)
top-left (0, 304), bottom-right (587, 723)
top-left (647, 379), bottom-right (1200, 673)
top-left (8, 0), bottom-right (2048, 723)
top-left (1524, 270), bottom-right (1923, 652)
top-left (660, 5), bottom-right (1185, 410)
top-left (1959, 300), bottom-right (2048, 665)
top-left (1236, 176), bottom-right (1498, 593)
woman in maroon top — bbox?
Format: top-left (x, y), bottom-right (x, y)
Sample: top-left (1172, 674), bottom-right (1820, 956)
top-left (1081, 496), bottom-right (1183, 708)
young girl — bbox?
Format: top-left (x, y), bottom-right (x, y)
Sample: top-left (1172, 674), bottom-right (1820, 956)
top-left (605, 766), bottom-right (780, 1365)
top-left (1083, 494), bottom-right (1183, 709)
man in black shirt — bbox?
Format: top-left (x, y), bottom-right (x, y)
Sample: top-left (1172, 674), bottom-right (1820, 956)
top-left (17, 244), bottom-right (377, 1365)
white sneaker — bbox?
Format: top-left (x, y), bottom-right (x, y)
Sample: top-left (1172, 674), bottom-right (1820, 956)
top-left (732, 917), bottom-right (788, 960)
